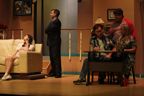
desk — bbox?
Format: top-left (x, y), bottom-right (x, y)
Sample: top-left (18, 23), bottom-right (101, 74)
top-left (84, 50), bottom-right (125, 86)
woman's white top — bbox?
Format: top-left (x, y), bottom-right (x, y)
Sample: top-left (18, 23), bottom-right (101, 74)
top-left (15, 43), bottom-right (35, 57)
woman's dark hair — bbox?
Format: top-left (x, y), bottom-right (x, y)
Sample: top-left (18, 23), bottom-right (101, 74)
top-left (22, 34), bottom-right (33, 47)
top-left (51, 9), bottom-right (60, 17)
top-left (27, 34), bottom-right (33, 44)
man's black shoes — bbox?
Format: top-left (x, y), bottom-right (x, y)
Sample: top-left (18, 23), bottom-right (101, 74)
top-left (47, 73), bottom-right (61, 78)
top-left (47, 73), bottom-right (55, 77)
top-left (55, 75), bottom-right (61, 78)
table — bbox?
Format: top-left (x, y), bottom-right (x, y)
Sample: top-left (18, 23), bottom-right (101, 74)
top-left (84, 50), bottom-right (125, 86)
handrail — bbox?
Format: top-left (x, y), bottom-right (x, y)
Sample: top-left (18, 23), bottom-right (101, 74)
top-left (61, 28), bottom-right (91, 30)
top-left (61, 28), bottom-right (92, 61)
top-left (0, 29), bottom-right (23, 39)
top-left (0, 29), bottom-right (23, 31)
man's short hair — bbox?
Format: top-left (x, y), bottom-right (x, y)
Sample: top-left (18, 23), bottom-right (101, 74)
top-left (114, 8), bottom-right (124, 17)
top-left (51, 9), bottom-right (60, 17)
top-left (92, 24), bottom-right (102, 32)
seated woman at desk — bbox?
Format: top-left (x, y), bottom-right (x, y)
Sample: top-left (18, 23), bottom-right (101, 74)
top-left (106, 24), bottom-right (137, 83)
top-left (73, 24), bottom-right (115, 85)
top-left (1, 34), bottom-right (34, 81)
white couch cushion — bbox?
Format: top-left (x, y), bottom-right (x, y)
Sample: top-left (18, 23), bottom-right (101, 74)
top-left (12, 39), bottom-right (24, 53)
top-left (0, 56), bottom-right (5, 65)
top-left (0, 39), bottom-right (14, 57)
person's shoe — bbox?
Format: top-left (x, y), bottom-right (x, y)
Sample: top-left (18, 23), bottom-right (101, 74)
top-left (1, 74), bottom-right (8, 80)
top-left (55, 75), bottom-right (61, 78)
top-left (116, 79), bottom-right (120, 84)
top-left (2, 74), bottom-right (12, 81)
top-left (73, 78), bottom-right (86, 85)
top-left (47, 73), bottom-right (55, 77)
top-left (99, 79), bottom-right (104, 84)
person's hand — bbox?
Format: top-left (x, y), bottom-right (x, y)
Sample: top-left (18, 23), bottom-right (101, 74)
top-left (112, 47), bottom-right (117, 52)
top-left (105, 54), bottom-right (111, 59)
top-left (25, 40), bottom-right (29, 46)
top-left (124, 49), bottom-right (128, 52)
top-left (93, 47), bottom-right (99, 52)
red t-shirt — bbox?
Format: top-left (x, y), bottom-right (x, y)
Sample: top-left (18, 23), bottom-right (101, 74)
top-left (110, 18), bottom-right (137, 40)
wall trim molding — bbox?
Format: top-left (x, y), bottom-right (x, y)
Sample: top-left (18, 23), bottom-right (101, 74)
top-left (62, 71), bottom-right (81, 75)
top-left (62, 71), bottom-right (144, 78)
top-left (134, 73), bottom-right (144, 78)
top-left (43, 53), bottom-right (88, 57)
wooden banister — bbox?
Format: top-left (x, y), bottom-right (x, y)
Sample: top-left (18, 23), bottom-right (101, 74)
top-left (61, 28), bottom-right (91, 61)
top-left (0, 29), bottom-right (23, 39)
top-left (61, 28), bottom-right (91, 30)
top-left (0, 29), bottom-right (23, 31)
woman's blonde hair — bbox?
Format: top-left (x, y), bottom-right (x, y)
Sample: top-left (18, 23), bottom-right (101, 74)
top-left (121, 24), bottom-right (132, 40)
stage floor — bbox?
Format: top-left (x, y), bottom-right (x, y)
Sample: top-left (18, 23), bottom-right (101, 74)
top-left (0, 75), bottom-right (143, 96)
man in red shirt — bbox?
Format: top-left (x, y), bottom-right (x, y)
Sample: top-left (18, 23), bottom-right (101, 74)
top-left (109, 8), bottom-right (137, 41)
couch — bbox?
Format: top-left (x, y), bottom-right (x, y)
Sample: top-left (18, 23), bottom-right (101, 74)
top-left (0, 39), bottom-right (42, 74)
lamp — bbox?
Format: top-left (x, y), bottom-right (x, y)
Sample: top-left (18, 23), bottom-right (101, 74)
top-left (95, 17), bottom-right (104, 24)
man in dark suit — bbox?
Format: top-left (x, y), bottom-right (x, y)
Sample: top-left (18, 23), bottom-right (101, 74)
top-left (45, 9), bottom-right (61, 78)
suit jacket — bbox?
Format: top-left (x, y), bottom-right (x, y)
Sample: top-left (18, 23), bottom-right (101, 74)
top-left (45, 18), bottom-right (61, 47)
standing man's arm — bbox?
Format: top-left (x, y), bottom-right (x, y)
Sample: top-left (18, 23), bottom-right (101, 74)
top-left (45, 20), bottom-right (61, 35)
top-left (45, 22), bottom-right (52, 35)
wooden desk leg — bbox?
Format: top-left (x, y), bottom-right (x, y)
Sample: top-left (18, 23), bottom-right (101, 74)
top-left (110, 72), bottom-right (112, 84)
top-left (120, 53), bottom-right (125, 87)
top-left (86, 70), bottom-right (90, 86)
top-left (120, 73), bottom-right (124, 87)
top-left (92, 71), bottom-right (94, 83)
top-left (86, 52), bottom-right (91, 86)
top-left (108, 72), bottom-right (109, 83)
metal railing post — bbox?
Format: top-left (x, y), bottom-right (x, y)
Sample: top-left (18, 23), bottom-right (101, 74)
top-left (12, 31), bottom-right (14, 39)
top-left (69, 30), bottom-right (71, 61)
top-left (80, 30), bottom-right (82, 61)
top-left (3, 31), bottom-right (5, 40)
top-left (21, 29), bottom-right (23, 39)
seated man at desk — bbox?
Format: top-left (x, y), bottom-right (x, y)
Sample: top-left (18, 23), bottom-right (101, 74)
top-left (73, 24), bottom-right (115, 85)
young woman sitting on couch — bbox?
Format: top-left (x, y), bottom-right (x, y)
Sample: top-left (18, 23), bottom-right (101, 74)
top-left (1, 34), bottom-right (34, 81)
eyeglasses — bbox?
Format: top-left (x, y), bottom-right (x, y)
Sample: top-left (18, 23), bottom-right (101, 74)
top-left (96, 30), bottom-right (102, 33)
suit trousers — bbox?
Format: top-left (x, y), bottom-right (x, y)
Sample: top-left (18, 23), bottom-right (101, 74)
top-left (49, 45), bottom-right (61, 76)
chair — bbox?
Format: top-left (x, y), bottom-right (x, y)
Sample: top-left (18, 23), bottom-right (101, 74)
top-left (0, 39), bottom-right (44, 79)
top-left (91, 66), bottom-right (136, 84)
top-left (109, 63), bottom-right (136, 84)
top-left (131, 66), bottom-right (136, 84)
top-left (91, 71), bottom-right (115, 84)
top-left (86, 51), bottom-right (124, 86)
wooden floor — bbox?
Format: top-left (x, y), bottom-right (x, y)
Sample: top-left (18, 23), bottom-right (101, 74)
top-left (0, 75), bottom-right (143, 96)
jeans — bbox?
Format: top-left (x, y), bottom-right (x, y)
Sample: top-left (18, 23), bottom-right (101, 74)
top-left (79, 56), bottom-right (106, 80)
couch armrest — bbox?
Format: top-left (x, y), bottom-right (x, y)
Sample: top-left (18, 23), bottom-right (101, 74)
top-left (19, 51), bottom-right (42, 73)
